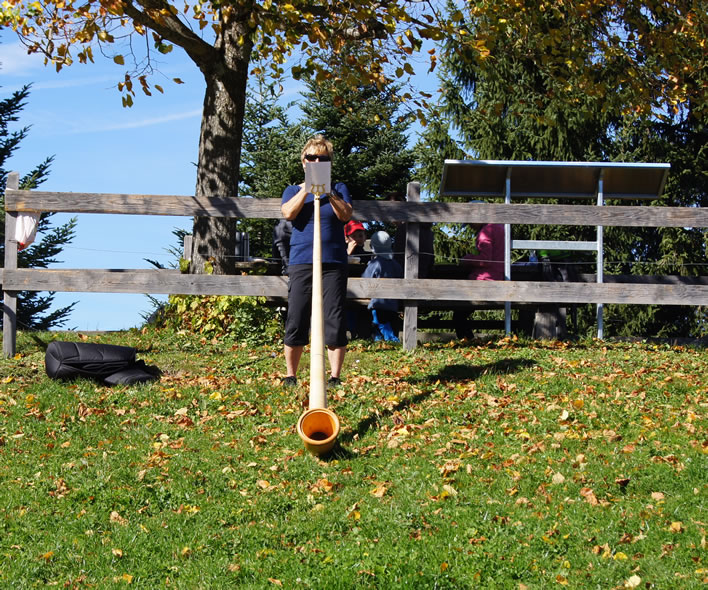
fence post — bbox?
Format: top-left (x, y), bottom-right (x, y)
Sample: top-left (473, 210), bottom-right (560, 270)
top-left (3, 172), bottom-right (20, 358)
top-left (402, 181), bottom-right (421, 350)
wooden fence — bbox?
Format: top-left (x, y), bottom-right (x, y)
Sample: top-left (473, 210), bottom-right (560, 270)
top-left (3, 167), bottom-right (708, 357)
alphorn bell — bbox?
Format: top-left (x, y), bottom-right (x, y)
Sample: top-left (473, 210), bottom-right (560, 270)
top-left (296, 181), bottom-right (341, 457)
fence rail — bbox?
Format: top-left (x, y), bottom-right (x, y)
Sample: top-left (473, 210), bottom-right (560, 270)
top-left (4, 169), bottom-right (708, 356)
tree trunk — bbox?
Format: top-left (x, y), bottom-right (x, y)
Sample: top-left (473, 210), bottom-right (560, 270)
top-left (190, 18), bottom-right (253, 275)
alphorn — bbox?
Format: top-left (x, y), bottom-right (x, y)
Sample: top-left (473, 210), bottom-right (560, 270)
top-left (296, 185), bottom-right (340, 456)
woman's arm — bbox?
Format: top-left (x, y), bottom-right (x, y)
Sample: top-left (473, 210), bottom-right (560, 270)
top-left (328, 190), bottom-right (353, 222)
top-left (281, 183), bottom-right (307, 220)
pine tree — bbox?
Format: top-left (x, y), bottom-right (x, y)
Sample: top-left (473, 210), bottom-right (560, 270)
top-left (1, 83), bottom-right (77, 330)
top-left (298, 77), bottom-right (415, 202)
top-left (236, 73), bottom-right (307, 259)
top-left (235, 70), bottom-right (416, 259)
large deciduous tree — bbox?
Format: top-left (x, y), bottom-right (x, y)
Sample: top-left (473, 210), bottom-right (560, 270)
top-left (1, 0), bottom-right (443, 274)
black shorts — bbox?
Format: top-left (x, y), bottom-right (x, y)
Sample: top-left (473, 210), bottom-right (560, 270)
top-left (285, 264), bottom-right (348, 348)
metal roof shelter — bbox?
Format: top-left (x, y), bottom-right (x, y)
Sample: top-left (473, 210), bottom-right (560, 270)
top-left (440, 160), bottom-right (670, 201)
top-left (439, 160), bottom-right (671, 338)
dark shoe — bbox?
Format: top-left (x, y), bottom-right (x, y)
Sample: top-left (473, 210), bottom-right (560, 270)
top-left (327, 376), bottom-right (342, 388)
top-left (282, 376), bottom-right (297, 387)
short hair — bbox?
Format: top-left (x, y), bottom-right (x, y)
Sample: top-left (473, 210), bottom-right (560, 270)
top-left (301, 135), bottom-right (334, 161)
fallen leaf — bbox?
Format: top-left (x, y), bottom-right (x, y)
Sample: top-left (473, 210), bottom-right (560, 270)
top-left (371, 484), bottom-right (388, 498)
top-left (625, 574), bottom-right (641, 588)
top-left (110, 511), bottom-right (128, 526)
top-left (669, 521), bottom-right (683, 533)
top-left (552, 472), bottom-right (565, 485)
top-left (651, 491), bottom-right (665, 501)
top-left (580, 487), bottom-right (599, 506)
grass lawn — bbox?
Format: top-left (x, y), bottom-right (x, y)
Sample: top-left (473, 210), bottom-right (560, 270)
top-left (1, 329), bottom-right (706, 589)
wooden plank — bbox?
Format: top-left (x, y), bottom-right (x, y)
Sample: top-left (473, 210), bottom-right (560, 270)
top-left (5, 270), bottom-right (708, 306)
top-left (7, 190), bottom-right (708, 228)
top-left (5, 191), bottom-right (284, 218)
top-left (3, 172), bottom-right (20, 358)
top-left (3, 269), bottom-right (289, 297)
top-left (576, 273), bottom-right (708, 286)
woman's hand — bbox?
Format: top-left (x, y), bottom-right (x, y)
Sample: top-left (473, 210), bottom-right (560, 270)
top-left (328, 189), bottom-right (353, 222)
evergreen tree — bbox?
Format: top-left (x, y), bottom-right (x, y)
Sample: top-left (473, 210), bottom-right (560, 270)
top-left (236, 73), bottom-right (307, 259)
top-left (0, 83), bottom-right (77, 330)
top-left (235, 70), bottom-right (416, 259)
top-left (415, 2), bottom-right (707, 338)
top-left (298, 77), bottom-right (415, 202)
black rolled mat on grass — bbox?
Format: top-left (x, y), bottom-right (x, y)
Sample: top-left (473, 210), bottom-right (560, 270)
top-left (45, 341), bottom-right (160, 385)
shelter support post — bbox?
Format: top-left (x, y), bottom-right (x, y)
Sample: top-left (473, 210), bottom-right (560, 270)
top-left (596, 173), bottom-right (604, 339)
top-left (504, 168), bottom-right (512, 334)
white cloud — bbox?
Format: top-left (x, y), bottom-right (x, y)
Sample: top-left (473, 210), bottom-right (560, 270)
top-left (0, 39), bottom-right (44, 76)
top-left (81, 108), bottom-right (203, 133)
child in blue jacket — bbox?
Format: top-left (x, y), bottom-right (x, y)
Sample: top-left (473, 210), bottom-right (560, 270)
top-left (362, 231), bottom-right (403, 342)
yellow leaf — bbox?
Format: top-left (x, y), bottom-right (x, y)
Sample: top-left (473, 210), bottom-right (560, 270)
top-left (371, 484), bottom-right (387, 498)
top-left (613, 551), bottom-right (628, 561)
top-left (40, 551), bottom-right (54, 561)
top-left (268, 579), bottom-right (283, 587)
top-left (113, 54), bottom-right (125, 65)
top-left (442, 484), bottom-right (458, 496)
top-left (257, 480), bottom-right (270, 490)
top-left (669, 521), bottom-right (683, 533)
top-left (112, 548), bottom-right (124, 558)
top-left (440, 562), bottom-right (448, 572)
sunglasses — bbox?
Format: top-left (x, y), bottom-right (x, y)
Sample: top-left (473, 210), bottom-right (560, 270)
top-left (304, 154), bottom-right (331, 162)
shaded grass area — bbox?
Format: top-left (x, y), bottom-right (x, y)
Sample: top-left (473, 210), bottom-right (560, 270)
top-left (1, 329), bottom-right (706, 588)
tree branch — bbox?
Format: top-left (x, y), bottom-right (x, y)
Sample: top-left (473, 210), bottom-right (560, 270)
top-left (122, 0), bottom-right (219, 65)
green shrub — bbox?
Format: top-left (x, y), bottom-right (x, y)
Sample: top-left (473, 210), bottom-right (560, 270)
top-left (156, 295), bottom-right (282, 345)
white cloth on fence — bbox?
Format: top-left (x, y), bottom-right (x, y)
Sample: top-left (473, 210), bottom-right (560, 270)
top-left (16, 212), bottom-right (40, 250)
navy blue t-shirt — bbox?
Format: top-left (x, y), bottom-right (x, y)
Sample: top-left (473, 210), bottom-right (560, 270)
top-left (281, 182), bottom-right (352, 265)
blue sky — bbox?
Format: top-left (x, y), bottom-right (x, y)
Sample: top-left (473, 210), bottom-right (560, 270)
top-left (0, 32), bottom-right (312, 331)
